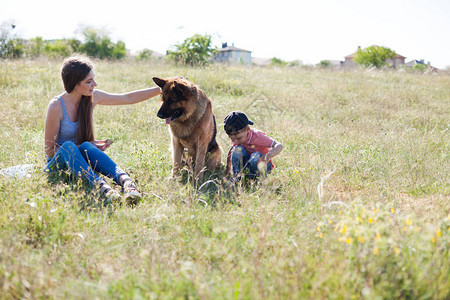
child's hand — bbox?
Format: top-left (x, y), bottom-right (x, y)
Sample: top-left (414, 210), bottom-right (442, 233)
top-left (92, 139), bottom-right (113, 151)
top-left (257, 154), bottom-right (269, 165)
top-left (258, 142), bottom-right (283, 166)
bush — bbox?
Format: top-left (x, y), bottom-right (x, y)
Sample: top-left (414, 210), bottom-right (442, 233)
top-left (318, 60), bottom-right (331, 68)
top-left (44, 39), bottom-right (72, 58)
top-left (413, 64), bottom-right (427, 72)
top-left (78, 26), bottom-right (126, 60)
top-left (354, 45), bottom-right (396, 68)
top-left (136, 49), bottom-right (153, 61)
top-left (288, 60), bottom-right (303, 67)
top-left (26, 37), bottom-right (45, 58)
top-left (67, 38), bottom-right (82, 54)
top-left (112, 41), bottom-right (126, 60)
top-left (7, 38), bottom-right (25, 58)
top-left (1, 23), bottom-right (125, 60)
top-left (167, 34), bottom-right (216, 67)
top-left (270, 57), bottom-right (287, 66)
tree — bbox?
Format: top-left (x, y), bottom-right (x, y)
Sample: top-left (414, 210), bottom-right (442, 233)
top-left (354, 45), bottom-right (396, 68)
top-left (1, 21), bottom-right (17, 58)
top-left (112, 40), bottom-right (126, 59)
top-left (79, 26), bottom-right (126, 60)
top-left (27, 37), bottom-right (45, 57)
top-left (67, 38), bottom-right (81, 53)
top-left (167, 34), bottom-right (216, 66)
top-left (79, 27), bottom-right (102, 57)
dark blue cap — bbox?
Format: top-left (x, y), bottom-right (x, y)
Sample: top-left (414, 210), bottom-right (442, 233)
top-left (223, 111), bottom-right (254, 134)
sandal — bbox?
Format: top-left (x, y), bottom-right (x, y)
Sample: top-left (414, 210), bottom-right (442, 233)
top-left (96, 178), bottom-right (120, 204)
top-left (121, 178), bottom-right (142, 203)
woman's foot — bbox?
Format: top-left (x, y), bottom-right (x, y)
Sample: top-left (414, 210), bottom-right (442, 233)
top-left (96, 178), bottom-right (120, 204)
top-left (124, 183), bottom-right (142, 203)
top-left (119, 175), bottom-right (142, 204)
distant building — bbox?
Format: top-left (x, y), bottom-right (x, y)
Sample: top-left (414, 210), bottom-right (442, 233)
top-left (344, 46), bottom-right (406, 68)
top-left (405, 59), bottom-right (425, 67)
top-left (214, 43), bottom-right (252, 65)
top-left (405, 59), bottom-right (439, 73)
top-left (344, 48), bottom-right (359, 68)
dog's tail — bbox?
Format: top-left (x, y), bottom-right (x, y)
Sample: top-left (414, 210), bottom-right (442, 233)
top-left (207, 115), bottom-right (220, 153)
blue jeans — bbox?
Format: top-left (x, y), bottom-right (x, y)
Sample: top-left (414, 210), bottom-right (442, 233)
top-left (44, 141), bottom-right (126, 186)
top-left (231, 145), bottom-right (272, 179)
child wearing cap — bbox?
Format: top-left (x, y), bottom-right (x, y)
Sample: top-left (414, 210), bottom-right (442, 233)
top-left (223, 111), bottom-right (283, 181)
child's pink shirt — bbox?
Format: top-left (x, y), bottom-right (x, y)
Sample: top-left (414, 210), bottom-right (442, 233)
top-left (232, 127), bottom-right (276, 166)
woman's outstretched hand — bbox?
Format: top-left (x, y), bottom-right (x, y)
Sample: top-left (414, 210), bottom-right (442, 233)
top-left (91, 139), bottom-right (113, 151)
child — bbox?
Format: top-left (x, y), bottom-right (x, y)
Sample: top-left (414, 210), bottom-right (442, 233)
top-left (224, 111), bottom-right (283, 181)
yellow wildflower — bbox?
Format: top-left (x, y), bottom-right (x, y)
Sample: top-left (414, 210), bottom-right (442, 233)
top-left (391, 208), bottom-right (395, 213)
top-left (406, 219), bottom-right (412, 226)
top-left (374, 233), bottom-right (381, 240)
top-left (394, 247), bottom-right (400, 255)
top-left (431, 236), bottom-right (436, 243)
top-left (346, 237), bottom-right (352, 244)
top-left (358, 236), bottom-right (365, 243)
top-left (373, 248), bottom-right (379, 255)
top-left (341, 225), bottom-right (347, 234)
top-left (319, 232), bottom-right (323, 238)
top-left (436, 230), bottom-right (442, 237)
top-left (368, 218), bottom-right (374, 224)
top-left (316, 226), bottom-right (321, 232)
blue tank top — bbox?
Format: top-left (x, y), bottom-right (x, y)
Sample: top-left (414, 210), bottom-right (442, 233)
top-left (56, 97), bottom-right (78, 146)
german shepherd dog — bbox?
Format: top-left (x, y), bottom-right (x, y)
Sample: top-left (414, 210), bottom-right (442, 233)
top-left (153, 76), bottom-right (221, 179)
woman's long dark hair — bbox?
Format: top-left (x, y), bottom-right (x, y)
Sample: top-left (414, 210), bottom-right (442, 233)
top-left (61, 55), bottom-right (95, 143)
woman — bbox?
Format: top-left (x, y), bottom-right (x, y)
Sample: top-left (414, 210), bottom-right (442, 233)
top-left (44, 55), bottom-right (161, 203)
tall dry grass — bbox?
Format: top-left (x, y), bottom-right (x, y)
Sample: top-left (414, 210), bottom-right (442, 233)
top-left (0, 58), bottom-right (448, 299)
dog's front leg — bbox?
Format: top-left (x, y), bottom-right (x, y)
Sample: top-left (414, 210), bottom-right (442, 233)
top-left (172, 137), bottom-right (184, 177)
top-left (194, 143), bottom-right (207, 180)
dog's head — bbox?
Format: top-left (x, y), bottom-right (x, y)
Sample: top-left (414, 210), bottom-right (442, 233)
top-left (153, 76), bottom-right (195, 124)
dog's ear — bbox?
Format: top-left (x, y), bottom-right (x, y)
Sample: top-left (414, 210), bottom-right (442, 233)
top-left (153, 77), bottom-right (167, 88)
top-left (173, 80), bottom-right (190, 98)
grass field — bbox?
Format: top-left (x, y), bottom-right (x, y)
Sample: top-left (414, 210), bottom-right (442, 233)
top-left (0, 58), bottom-right (448, 299)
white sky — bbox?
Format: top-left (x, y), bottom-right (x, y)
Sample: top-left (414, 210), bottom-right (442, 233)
top-left (2, 0), bottom-right (449, 68)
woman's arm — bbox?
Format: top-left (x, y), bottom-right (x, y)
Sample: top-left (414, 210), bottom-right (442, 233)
top-left (44, 99), bottom-right (63, 157)
top-left (93, 87), bottom-right (161, 107)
